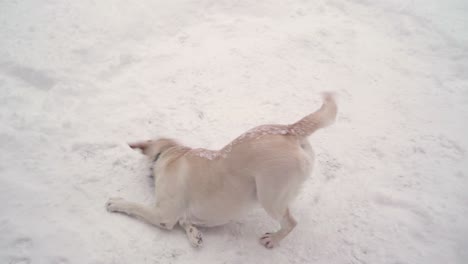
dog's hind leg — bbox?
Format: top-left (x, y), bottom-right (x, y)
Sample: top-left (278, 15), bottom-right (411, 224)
top-left (106, 197), bottom-right (178, 230)
top-left (179, 220), bottom-right (203, 248)
top-left (255, 169), bottom-right (303, 248)
top-left (259, 208), bottom-right (297, 249)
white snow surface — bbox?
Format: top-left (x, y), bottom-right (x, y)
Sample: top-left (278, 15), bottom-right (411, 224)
top-left (1, 0), bottom-right (467, 263)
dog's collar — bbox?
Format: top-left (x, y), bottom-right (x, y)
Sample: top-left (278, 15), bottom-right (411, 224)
top-left (153, 152), bottom-right (162, 163)
top-left (151, 152), bottom-right (162, 175)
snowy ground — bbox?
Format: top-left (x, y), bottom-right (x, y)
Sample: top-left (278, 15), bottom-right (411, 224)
top-left (1, 0), bottom-right (467, 263)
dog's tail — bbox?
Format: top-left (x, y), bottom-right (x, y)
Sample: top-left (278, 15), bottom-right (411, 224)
top-left (288, 92), bottom-right (338, 138)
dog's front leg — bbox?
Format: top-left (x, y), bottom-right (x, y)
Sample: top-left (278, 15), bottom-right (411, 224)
top-left (106, 197), bottom-right (177, 230)
top-left (179, 220), bottom-right (203, 248)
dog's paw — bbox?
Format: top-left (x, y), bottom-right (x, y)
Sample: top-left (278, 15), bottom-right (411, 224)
top-left (259, 233), bottom-right (278, 249)
top-left (187, 227), bottom-right (203, 248)
top-left (106, 197), bottom-right (125, 212)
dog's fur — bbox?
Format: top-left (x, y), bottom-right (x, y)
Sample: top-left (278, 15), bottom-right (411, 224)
top-left (106, 93), bottom-right (337, 248)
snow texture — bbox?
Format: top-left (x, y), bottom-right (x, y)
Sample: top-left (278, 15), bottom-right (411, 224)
top-left (1, 0), bottom-right (468, 263)
top-left (188, 125), bottom-right (291, 160)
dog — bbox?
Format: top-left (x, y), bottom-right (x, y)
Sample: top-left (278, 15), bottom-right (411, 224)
top-left (106, 92), bottom-right (337, 248)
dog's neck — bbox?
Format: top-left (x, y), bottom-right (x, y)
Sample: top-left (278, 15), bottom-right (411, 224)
top-left (151, 146), bottom-right (189, 177)
top-left (152, 145), bottom-right (187, 165)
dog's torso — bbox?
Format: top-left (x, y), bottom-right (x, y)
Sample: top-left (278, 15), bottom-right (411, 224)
top-left (153, 131), bottom-right (315, 227)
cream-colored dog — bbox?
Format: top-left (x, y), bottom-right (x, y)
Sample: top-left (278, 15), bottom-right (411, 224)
top-left (106, 93), bottom-right (337, 248)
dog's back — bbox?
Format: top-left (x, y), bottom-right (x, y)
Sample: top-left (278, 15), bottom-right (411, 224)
top-left (179, 93), bottom-right (337, 226)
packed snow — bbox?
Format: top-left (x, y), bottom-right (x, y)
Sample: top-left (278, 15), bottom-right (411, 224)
top-left (1, 0), bottom-right (467, 263)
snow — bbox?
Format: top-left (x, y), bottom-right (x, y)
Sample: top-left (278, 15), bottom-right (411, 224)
top-left (189, 124), bottom-right (290, 160)
top-left (189, 148), bottom-right (220, 160)
top-left (1, 0), bottom-right (467, 263)
top-left (233, 125), bottom-right (289, 142)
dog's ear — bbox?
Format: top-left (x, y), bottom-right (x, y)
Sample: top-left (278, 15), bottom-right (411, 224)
top-left (128, 140), bottom-right (152, 150)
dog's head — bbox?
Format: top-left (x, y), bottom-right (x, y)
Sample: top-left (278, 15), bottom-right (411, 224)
top-left (128, 138), bottom-right (180, 160)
